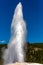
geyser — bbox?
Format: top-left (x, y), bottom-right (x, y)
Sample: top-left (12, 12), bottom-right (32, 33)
top-left (3, 2), bottom-right (27, 65)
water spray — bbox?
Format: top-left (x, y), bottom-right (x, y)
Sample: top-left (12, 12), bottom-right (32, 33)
top-left (3, 2), bottom-right (27, 65)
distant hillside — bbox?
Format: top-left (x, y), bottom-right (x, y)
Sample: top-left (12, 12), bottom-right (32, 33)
top-left (0, 43), bottom-right (43, 65)
top-left (31, 43), bottom-right (43, 48)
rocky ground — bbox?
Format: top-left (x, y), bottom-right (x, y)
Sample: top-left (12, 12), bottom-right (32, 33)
top-left (6, 62), bottom-right (43, 65)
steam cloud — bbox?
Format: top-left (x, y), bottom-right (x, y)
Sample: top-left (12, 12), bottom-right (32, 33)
top-left (3, 2), bottom-right (27, 65)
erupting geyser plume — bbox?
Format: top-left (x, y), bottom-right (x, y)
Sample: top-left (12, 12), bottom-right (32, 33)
top-left (3, 2), bottom-right (27, 65)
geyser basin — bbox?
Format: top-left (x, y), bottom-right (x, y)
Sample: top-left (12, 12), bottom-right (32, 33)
top-left (6, 62), bottom-right (43, 65)
top-left (3, 2), bottom-right (27, 65)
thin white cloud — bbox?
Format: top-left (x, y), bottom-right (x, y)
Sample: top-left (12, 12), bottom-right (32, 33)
top-left (0, 40), bottom-right (6, 43)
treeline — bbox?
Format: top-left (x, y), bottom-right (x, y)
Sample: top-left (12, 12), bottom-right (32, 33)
top-left (0, 43), bottom-right (43, 65)
top-left (24, 43), bottom-right (43, 64)
top-left (0, 44), bottom-right (7, 65)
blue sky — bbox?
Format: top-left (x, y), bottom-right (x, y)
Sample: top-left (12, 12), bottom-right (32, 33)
top-left (0, 0), bottom-right (43, 44)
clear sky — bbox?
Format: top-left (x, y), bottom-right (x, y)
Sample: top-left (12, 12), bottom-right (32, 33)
top-left (0, 0), bottom-right (43, 44)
